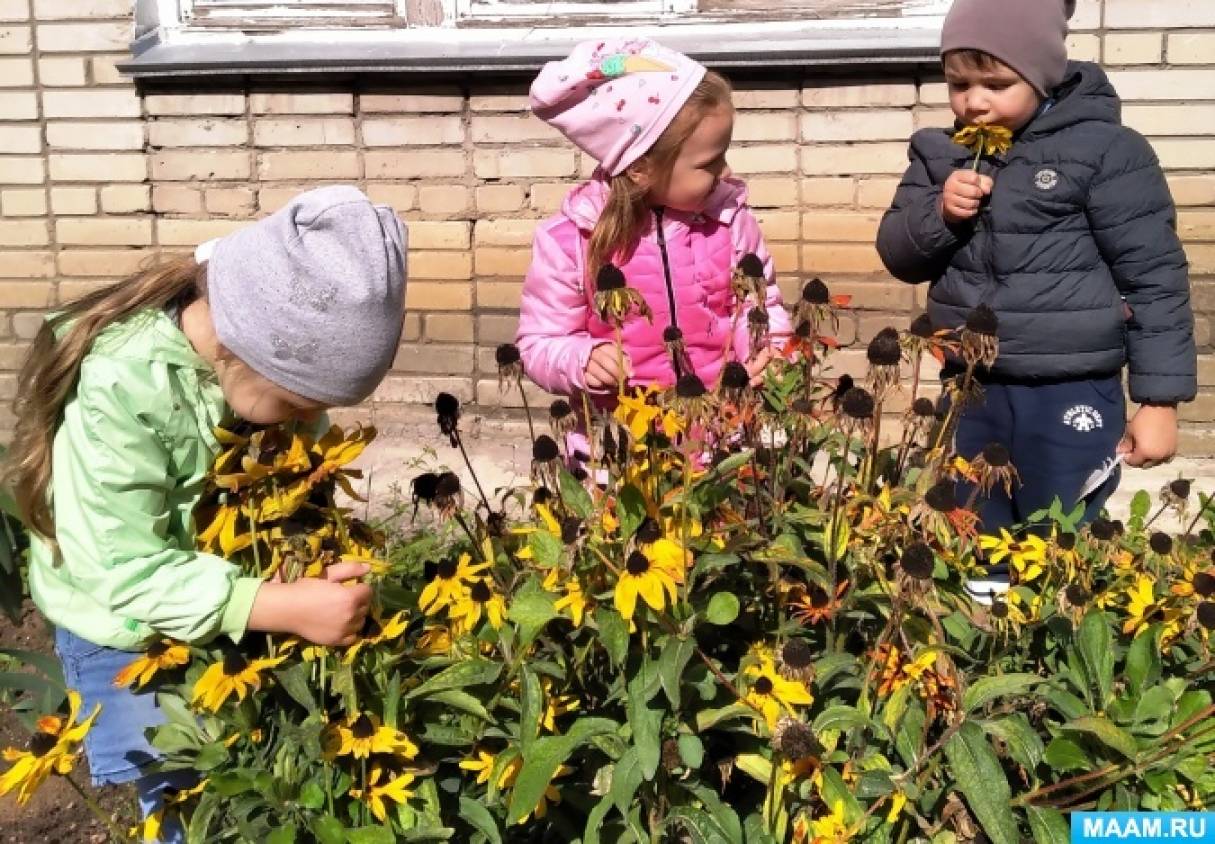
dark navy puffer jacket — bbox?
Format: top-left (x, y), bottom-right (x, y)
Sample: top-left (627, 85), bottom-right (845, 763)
top-left (876, 61), bottom-right (1196, 405)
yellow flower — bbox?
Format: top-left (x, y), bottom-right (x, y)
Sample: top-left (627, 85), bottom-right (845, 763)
top-left (214, 427), bottom-right (311, 492)
top-left (744, 655), bottom-right (814, 729)
top-left (0, 690), bottom-right (100, 806)
top-left (419, 553), bottom-right (490, 616)
top-left (614, 540), bottom-right (686, 621)
top-left (190, 651), bottom-right (286, 712)
top-left (555, 579), bottom-right (588, 627)
top-left (614, 386), bottom-right (682, 440)
top-left (459, 749), bottom-right (508, 787)
top-left (129, 780), bottom-right (206, 842)
top-left (343, 609), bottom-right (409, 663)
top-left (980, 529), bottom-right (1047, 583)
top-left (113, 639), bottom-right (191, 690)
top-left (196, 501), bottom-right (253, 557)
top-left (886, 790), bottom-right (907, 824)
top-left (1122, 575), bottom-right (1183, 640)
top-left (411, 625), bottom-right (453, 658)
top-left (349, 765), bottom-right (415, 823)
top-left (308, 424), bottom-right (375, 499)
top-left (540, 678), bottom-right (580, 733)
top-left (798, 800), bottom-right (852, 843)
top-left (952, 122), bottom-right (1013, 158)
top-left (874, 644), bottom-right (939, 698)
top-left (459, 750), bottom-right (571, 822)
top-left (322, 712), bottom-right (419, 761)
top-left (275, 636), bottom-right (328, 663)
top-left (449, 578), bottom-right (508, 636)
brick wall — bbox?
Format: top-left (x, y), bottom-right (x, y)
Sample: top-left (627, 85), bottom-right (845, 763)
top-left (1, 0), bottom-right (1213, 452)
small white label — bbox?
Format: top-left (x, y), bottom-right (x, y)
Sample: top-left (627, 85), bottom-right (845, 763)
top-left (1034, 169), bottom-right (1060, 191)
top-left (1063, 404), bottom-right (1104, 432)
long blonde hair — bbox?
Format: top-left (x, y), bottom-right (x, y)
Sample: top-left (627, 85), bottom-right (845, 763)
top-left (5, 256), bottom-right (206, 540)
top-left (585, 71), bottom-right (734, 285)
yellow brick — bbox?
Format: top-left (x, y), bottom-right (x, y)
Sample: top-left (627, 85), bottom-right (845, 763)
top-left (36, 21), bottom-right (128, 52)
top-left (802, 144), bottom-right (908, 176)
top-left (50, 186), bottom-right (95, 215)
top-left (476, 280), bottom-right (521, 309)
top-left (49, 153), bottom-right (145, 182)
top-left (250, 92), bottom-right (353, 115)
top-left (42, 89), bottom-right (140, 118)
top-left (0, 281), bottom-right (51, 306)
top-left (802, 212), bottom-right (882, 242)
top-left (89, 54), bottom-right (124, 85)
top-left (392, 342), bottom-right (475, 375)
top-left (1168, 33), bottom-right (1215, 65)
top-left (157, 218), bottom-right (245, 246)
top-left (918, 82), bottom-right (950, 106)
top-left (0, 251), bottom-right (52, 278)
top-left (1124, 105), bottom-right (1215, 137)
top-left (733, 112), bottom-right (798, 143)
top-left (364, 183), bottom-right (416, 212)
top-left (0, 56), bottom-right (31, 86)
top-left (0, 125), bottom-right (39, 153)
top-left (1185, 244), bottom-right (1215, 274)
top-left (151, 185), bottom-right (201, 215)
top-left (752, 211), bottom-right (799, 241)
top-left (36, 56), bottom-right (85, 86)
top-left (476, 184), bottom-right (525, 213)
top-left (823, 280), bottom-right (914, 310)
top-left (58, 279), bottom-right (119, 300)
top-left (33, 0), bottom-right (129, 18)
top-left (801, 177), bottom-right (855, 206)
top-left (0, 91), bottom-right (37, 120)
top-left (151, 151), bottom-right (250, 181)
top-left (474, 218), bottom-right (537, 247)
top-left (802, 110), bottom-right (914, 143)
top-left (0, 0), bottom-right (28, 21)
top-left (57, 217), bottom-right (151, 246)
top-left (1181, 211), bottom-right (1215, 242)
top-left (145, 92), bottom-right (244, 116)
top-left (1070, 0), bottom-right (1101, 29)
top-left (150, 118), bottom-right (248, 148)
top-left (528, 182), bottom-right (572, 213)
top-left (738, 177), bottom-right (793, 208)
top-left (253, 118), bottom-right (355, 147)
top-left (57, 248), bottom-right (153, 276)
top-left (46, 121), bottom-right (143, 150)
top-left (423, 314), bottom-right (475, 344)
top-left (404, 281), bottom-right (471, 311)
top-left (469, 114), bottom-right (561, 144)
top-left (1152, 139), bottom-right (1215, 171)
top-left (1066, 34), bottom-right (1102, 63)
top-left (0, 155), bottom-right (44, 184)
top-left (417, 185), bottom-right (470, 216)
top-left (1107, 70), bottom-right (1215, 102)
top-left (407, 220), bottom-right (471, 250)
top-left (477, 313), bottom-right (517, 345)
top-left (769, 243), bottom-right (799, 273)
top-left (1169, 176), bottom-right (1215, 207)
top-left (475, 377), bottom-right (557, 409)
top-left (474, 247), bottom-right (531, 277)
top-left (857, 178), bottom-right (899, 209)
top-left (258, 151), bottom-right (359, 180)
top-left (204, 187), bottom-right (255, 217)
top-left (365, 150), bottom-right (466, 179)
top-left (1, 188), bottom-right (45, 216)
top-left (370, 375), bottom-right (473, 404)
top-left (410, 251), bottom-right (472, 280)
top-left (1104, 33), bottom-right (1163, 65)
top-left (99, 184), bottom-right (149, 214)
top-left (469, 89), bottom-right (530, 112)
top-left (802, 81), bottom-right (916, 108)
top-left (1106, 0), bottom-right (1211, 28)
top-left (733, 87), bottom-right (799, 109)
top-left (473, 149), bottom-right (576, 180)
top-left (0, 24), bottom-right (30, 54)
top-left (728, 144), bottom-right (798, 175)
top-left (360, 88), bottom-right (463, 113)
top-left (801, 244), bottom-right (888, 274)
top-left (913, 109), bottom-right (956, 132)
top-left (362, 115), bottom-right (464, 147)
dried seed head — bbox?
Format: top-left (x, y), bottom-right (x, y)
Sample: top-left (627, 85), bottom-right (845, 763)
top-left (663, 325), bottom-right (684, 344)
top-left (495, 343), bottom-right (521, 368)
top-left (1198, 602), bottom-right (1215, 630)
top-left (411, 472), bottom-right (441, 503)
top-left (435, 391), bottom-right (460, 420)
top-left (661, 738), bottom-right (683, 772)
top-left (487, 510), bottom-right (508, 538)
top-left (965, 304), bottom-right (999, 336)
top-left (925, 481), bottom-right (958, 513)
top-left (1170, 479), bottom-right (1192, 499)
top-left (738, 253), bottom-right (765, 278)
top-left (1090, 518), bottom-right (1116, 541)
top-left (867, 327), bottom-right (902, 367)
top-left (676, 373), bottom-right (708, 399)
top-left (549, 399), bottom-right (572, 421)
top-left (1064, 584), bottom-right (1088, 607)
top-left (1149, 532), bottom-right (1174, 556)
top-left (27, 732), bottom-right (57, 758)
top-left (561, 516), bottom-right (583, 545)
top-left (436, 471), bottom-right (461, 499)
top-left (772, 717), bottom-right (818, 760)
top-left (840, 387), bottom-right (875, 421)
top-left (912, 397), bottom-right (937, 418)
top-left (777, 638), bottom-right (816, 684)
top-left (794, 319), bottom-right (813, 338)
top-left (991, 599), bottom-right (1010, 620)
top-left (747, 308), bottom-right (770, 328)
top-left (596, 263), bottom-right (626, 291)
top-left (901, 542), bottom-right (935, 579)
top-left (791, 397), bottom-right (814, 415)
top-left (1194, 572), bottom-right (1215, 598)
top-left (533, 435), bottom-right (560, 463)
top-left (720, 361), bottom-right (750, 393)
top-left (981, 443), bottom-right (1010, 467)
top-left (636, 517), bottom-right (662, 544)
top-left (910, 313), bottom-right (935, 339)
top-left (1057, 531), bottom-right (1077, 551)
top-left (801, 278), bottom-right (830, 305)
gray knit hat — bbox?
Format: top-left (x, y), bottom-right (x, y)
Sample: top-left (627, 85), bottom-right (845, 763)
top-left (205, 185), bottom-right (407, 407)
top-left (940, 0), bottom-right (1075, 96)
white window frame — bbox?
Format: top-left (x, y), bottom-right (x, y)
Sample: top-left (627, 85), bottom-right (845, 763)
top-left (455, 0), bottom-right (698, 24)
top-left (179, 0), bottom-right (403, 27)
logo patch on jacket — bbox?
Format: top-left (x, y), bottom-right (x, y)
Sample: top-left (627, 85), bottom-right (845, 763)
top-left (1063, 404), bottom-right (1103, 432)
top-left (1034, 169), bottom-right (1060, 191)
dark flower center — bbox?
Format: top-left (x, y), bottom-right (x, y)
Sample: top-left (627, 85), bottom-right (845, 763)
top-left (436, 472), bottom-right (461, 499)
top-left (28, 732), bottom-right (57, 757)
top-left (1057, 532), bottom-right (1077, 551)
top-left (533, 435), bottom-right (560, 463)
top-left (533, 487), bottom-right (553, 506)
top-left (147, 640), bottom-right (170, 659)
top-left (747, 308), bottom-right (769, 327)
top-left (808, 586), bottom-right (831, 609)
top-left (774, 720), bottom-right (816, 760)
top-left (912, 397), bottom-right (936, 418)
top-left (571, 467), bottom-right (589, 483)
top-left (470, 580), bottom-right (493, 603)
top-left (495, 343), bottom-right (521, 367)
top-left (676, 374), bottom-right (708, 399)
top-left (549, 399), bottom-right (572, 420)
top-left (1170, 479), bottom-right (1192, 499)
top-left (626, 551), bottom-right (650, 576)
top-left (361, 615), bottom-right (382, 638)
top-left (1149, 532), bottom-right (1173, 555)
top-left (981, 443), bottom-right (1010, 467)
top-left (902, 543), bottom-right (935, 579)
top-left (561, 517), bottom-right (583, 545)
top-left (596, 264), bottom-right (626, 291)
top-left (925, 481), bottom-right (958, 513)
top-left (636, 518), bottom-right (662, 544)
top-left (411, 472), bottom-right (441, 503)
top-left (1090, 518), bottom-right (1116, 541)
top-left (909, 313), bottom-right (934, 339)
top-left (738, 253), bottom-right (765, 278)
top-left (1064, 584), bottom-right (1089, 606)
top-left (794, 320), bottom-right (813, 338)
top-left (964, 304), bottom-right (999, 336)
top-left (1197, 602), bottom-right (1215, 630)
top-left (753, 676), bottom-right (775, 695)
top-left (720, 361), bottom-right (750, 392)
top-left (222, 650), bottom-right (249, 676)
top-left (840, 387), bottom-right (875, 421)
top-left (801, 278), bottom-right (830, 305)
top-left (791, 397), bottom-right (813, 415)
top-left (780, 639), bottom-right (814, 669)
top-left (1194, 572), bottom-right (1215, 598)
top-left (436, 558), bottom-right (459, 580)
top-left (991, 600), bottom-right (1010, 619)
top-left (662, 325), bottom-right (684, 344)
top-left (351, 714), bottom-right (375, 739)
top-left (866, 328), bottom-right (902, 367)
top-left (434, 392), bottom-right (460, 420)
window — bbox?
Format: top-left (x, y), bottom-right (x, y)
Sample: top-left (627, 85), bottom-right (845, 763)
top-left (178, 0), bottom-right (402, 28)
top-left (455, 0), bottom-right (696, 25)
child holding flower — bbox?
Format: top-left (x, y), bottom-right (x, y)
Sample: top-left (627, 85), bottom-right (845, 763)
top-left (877, 0), bottom-right (1196, 547)
top-left (4, 185), bottom-right (407, 840)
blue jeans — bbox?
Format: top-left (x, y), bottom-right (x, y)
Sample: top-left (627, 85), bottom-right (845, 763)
top-left (55, 628), bottom-right (196, 842)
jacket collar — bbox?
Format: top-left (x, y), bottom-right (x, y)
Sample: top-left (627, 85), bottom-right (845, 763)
top-left (89, 308), bottom-right (216, 372)
top-left (561, 171), bottom-right (750, 233)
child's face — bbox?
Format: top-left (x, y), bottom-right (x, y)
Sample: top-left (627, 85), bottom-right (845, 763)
top-left (219, 360), bottom-right (327, 425)
top-left (943, 53), bottom-right (1042, 132)
top-left (646, 104), bottom-right (734, 213)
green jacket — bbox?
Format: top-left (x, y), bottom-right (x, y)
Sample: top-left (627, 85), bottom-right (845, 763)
top-left (28, 309), bottom-right (263, 650)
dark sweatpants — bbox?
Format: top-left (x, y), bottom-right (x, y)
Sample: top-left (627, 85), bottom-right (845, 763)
top-left (955, 374), bottom-right (1126, 535)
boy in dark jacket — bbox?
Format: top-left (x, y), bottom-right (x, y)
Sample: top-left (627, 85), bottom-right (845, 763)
top-left (877, 0), bottom-right (1196, 542)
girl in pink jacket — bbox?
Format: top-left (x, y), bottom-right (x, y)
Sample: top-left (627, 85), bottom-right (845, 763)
top-left (517, 38), bottom-right (791, 400)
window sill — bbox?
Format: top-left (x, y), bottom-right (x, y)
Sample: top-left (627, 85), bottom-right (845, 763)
top-left (118, 18), bottom-right (942, 79)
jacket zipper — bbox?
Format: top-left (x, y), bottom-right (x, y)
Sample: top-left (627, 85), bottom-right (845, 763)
top-left (653, 208), bottom-right (683, 377)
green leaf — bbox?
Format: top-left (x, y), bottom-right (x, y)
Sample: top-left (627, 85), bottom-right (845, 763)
top-left (519, 667), bottom-right (543, 749)
top-left (818, 766), bottom-right (863, 825)
top-left (658, 636), bottom-right (696, 710)
top-left (1026, 807), bottom-right (1069, 844)
top-left (508, 719), bottom-right (617, 825)
top-left (267, 825), bottom-right (297, 844)
top-left (0, 647), bottom-right (65, 686)
top-left (695, 702), bottom-right (752, 732)
top-left (156, 692), bottom-right (201, 734)
top-left (628, 666), bottom-right (662, 780)
top-left (405, 658), bottom-right (501, 701)
top-left (665, 807), bottom-right (735, 844)
top-left (678, 734), bottom-right (705, 769)
top-left (690, 552), bottom-right (741, 584)
top-left (310, 815), bottom-right (346, 844)
top-left (459, 796), bottom-right (503, 844)
top-left (984, 714), bottom-right (1045, 773)
top-left (1130, 490), bottom-right (1151, 522)
top-left (508, 580), bottom-right (560, 648)
top-left (813, 705), bottom-right (889, 740)
top-left (1043, 737), bottom-right (1091, 773)
top-left (894, 696), bottom-right (926, 769)
top-left (274, 662), bottom-right (320, 715)
top-left (1076, 609), bottom-right (1114, 707)
top-left (1133, 686), bottom-right (1176, 735)
top-left (1125, 626), bottom-right (1162, 696)
top-left (348, 827), bottom-right (397, 844)
top-left (705, 449), bottom-right (752, 480)
top-left (297, 780), bottom-right (325, 810)
top-left (583, 794), bottom-right (614, 844)
top-left (685, 783), bottom-right (743, 843)
top-left (963, 674), bottom-right (1045, 713)
top-left (943, 722), bottom-right (1019, 844)
top-left (705, 592), bottom-right (740, 625)
top-left (610, 747), bottom-right (644, 815)
top-left (1064, 715), bottom-right (1139, 760)
top-left (528, 530), bottom-right (562, 569)
top-left (428, 689), bottom-right (491, 722)
top-left (595, 607), bottom-right (629, 668)
top-left (560, 468), bottom-right (594, 519)
top-left (618, 484), bottom-right (647, 543)
top-left (192, 741), bottom-right (230, 771)
top-left (1046, 689), bottom-right (1090, 721)
top-left (187, 789), bottom-right (219, 841)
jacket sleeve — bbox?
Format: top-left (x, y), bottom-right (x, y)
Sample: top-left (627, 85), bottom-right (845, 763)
top-left (731, 207), bottom-right (792, 358)
top-left (876, 138), bottom-right (966, 283)
top-left (53, 360), bottom-right (262, 644)
top-left (516, 220), bottom-right (602, 396)
top-left (1087, 129), bottom-right (1197, 404)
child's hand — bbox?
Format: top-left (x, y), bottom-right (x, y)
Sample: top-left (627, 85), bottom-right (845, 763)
top-left (585, 343), bottom-right (631, 392)
top-left (745, 347), bottom-right (774, 387)
top-left (941, 170), bottom-right (994, 225)
top-left (1118, 404), bottom-right (1179, 468)
top-left (248, 562), bottom-right (372, 646)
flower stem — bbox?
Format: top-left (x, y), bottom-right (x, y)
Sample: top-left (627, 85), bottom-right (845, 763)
top-left (64, 773), bottom-right (130, 843)
top-left (515, 374), bottom-right (536, 443)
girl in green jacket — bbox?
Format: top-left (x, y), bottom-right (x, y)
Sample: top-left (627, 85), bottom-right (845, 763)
top-left (4, 185), bottom-right (408, 840)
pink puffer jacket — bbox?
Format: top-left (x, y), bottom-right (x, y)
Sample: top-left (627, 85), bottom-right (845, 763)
top-left (516, 175), bottom-right (791, 397)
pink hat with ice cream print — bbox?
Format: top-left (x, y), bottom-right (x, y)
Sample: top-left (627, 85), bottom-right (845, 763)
top-left (529, 37), bottom-right (708, 177)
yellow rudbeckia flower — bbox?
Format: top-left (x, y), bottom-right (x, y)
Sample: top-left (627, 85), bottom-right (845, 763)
top-left (979, 529), bottom-right (1047, 583)
top-left (0, 690), bottom-right (100, 806)
top-left (112, 639), bottom-right (191, 690)
top-left (450, 578), bottom-right (508, 635)
top-left (613, 540), bottom-right (687, 621)
top-left (322, 712), bottom-right (419, 761)
top-left (190, 652), bottom-right (286, 712)
top-left (349, 765), bottom-right (415, 823)
top-left (419, 553), bottom-right (490, 616)
top-left (743, 656), bottom-right (814, 729)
